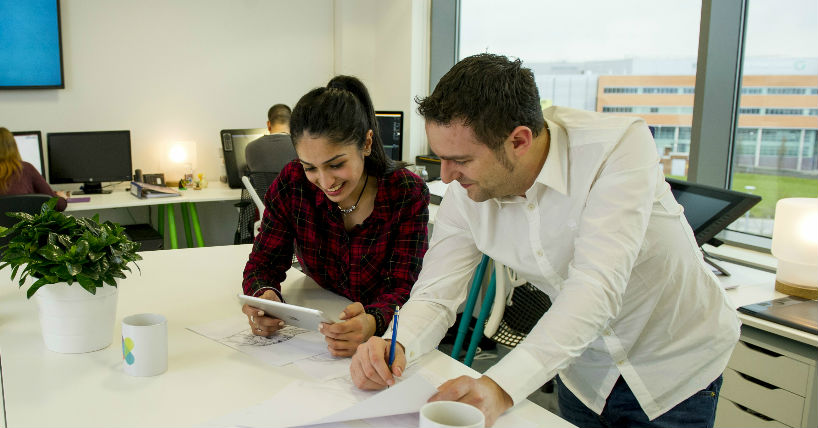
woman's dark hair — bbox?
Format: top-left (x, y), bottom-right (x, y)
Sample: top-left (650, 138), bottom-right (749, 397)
top-left (416, 53), bottom-right (545, 152)
top-left (290, 75), bottom-right (404, 176)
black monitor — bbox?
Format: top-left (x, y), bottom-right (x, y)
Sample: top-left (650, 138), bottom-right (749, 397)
top-left (667, 177), bottom-right (761, 275)
top-left (220, 128), bottom-right (266, 189)
top-left (375, 111), bottom-right (403, 162)
top-left (47, 130), bottom-right (132, 194)
top-left (12, 131), bottom-right (45, 175)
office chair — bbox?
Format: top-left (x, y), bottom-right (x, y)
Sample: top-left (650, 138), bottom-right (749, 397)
top-left (451, 255), bottom-right (551, 366)
top-left (0, 194), bottom-right (53, 248)
top-left (234, 171), bottom-right (277, 245)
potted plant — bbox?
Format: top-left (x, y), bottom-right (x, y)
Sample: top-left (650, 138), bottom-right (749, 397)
top-left (0, 198), bottom-right (142, 353)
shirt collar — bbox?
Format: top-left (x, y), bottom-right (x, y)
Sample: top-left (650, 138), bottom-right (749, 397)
top-left (531, 118), bottom-right (568, 196)
top-left (489, 118), bottom-right (568, 208)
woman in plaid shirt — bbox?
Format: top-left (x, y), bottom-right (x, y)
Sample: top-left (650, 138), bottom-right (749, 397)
top-left (241, 76), bottom-right (430, 357)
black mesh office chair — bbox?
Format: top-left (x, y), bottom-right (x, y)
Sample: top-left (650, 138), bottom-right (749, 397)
top-left (0, 194), bottom-right (53, 248)
top-left (234, 171), bottom-right (278, 245)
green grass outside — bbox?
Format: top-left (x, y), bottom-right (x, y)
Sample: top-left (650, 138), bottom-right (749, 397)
top-left (665, 173), bottom-right (817, 218)
top-left (732, 173), bottom-right (818, 218)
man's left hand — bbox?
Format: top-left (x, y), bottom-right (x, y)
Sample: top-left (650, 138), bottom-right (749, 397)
top-left (429, 375), bottom-right (514, 427)
top-left (320, 302), bottom-right (376, 357)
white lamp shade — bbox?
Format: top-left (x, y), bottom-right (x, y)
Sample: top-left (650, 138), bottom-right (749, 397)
top-left (158, 141), bottom-right (197, 182)
top-left (771, 198), bottom-right (818, 288)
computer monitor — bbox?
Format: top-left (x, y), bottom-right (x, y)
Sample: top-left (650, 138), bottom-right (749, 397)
top-left (220, 128), bottom-right (266, 189)
top-left (667, 178), bottom-right (761, 247)
top-left (12, 131), bottom-right (45, 175)
top-left (375, 111), bottom-right (403, 162)
top-left (47, 130), bottom-right (133, 194)
top-left (667, 177), bottom-right (761, 275)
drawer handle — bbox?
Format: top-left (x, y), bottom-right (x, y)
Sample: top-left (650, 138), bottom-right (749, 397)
top-left (743, 341), bottom-right (782, 358)
top-left (734, 402), bottom-right (774, 421)
top-left (737, 371), bottom-right (777, 390)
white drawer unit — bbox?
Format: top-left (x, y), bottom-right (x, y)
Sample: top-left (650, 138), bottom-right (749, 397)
top-left (716, 325), bottom-right (818, 428)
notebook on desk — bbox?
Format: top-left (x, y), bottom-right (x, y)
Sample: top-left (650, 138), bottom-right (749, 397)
top-left (738, 296), bottom-right (818, 335)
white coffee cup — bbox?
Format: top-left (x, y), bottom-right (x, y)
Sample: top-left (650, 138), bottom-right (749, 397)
top-left (420, 401), bottom-right (485, 428)
top-left (121, 313), bottom-right (167, 377)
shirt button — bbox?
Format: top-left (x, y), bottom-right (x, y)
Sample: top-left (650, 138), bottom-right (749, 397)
top-left (528, 203), bottom-right (535, 211)
top-left (537, 250), bottom-right (544, 257)
top-left (604, 329), bottom-right (612, 336)
top-left (616, 360), bottom-right (624, 366)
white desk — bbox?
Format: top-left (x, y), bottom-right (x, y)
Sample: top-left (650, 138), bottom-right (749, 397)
top-left (65, 184), bottom-right (241, 249)
top-left (0, 245), bottom-right (569, 427)
top-left (717, 261), bottom-right (817, 428)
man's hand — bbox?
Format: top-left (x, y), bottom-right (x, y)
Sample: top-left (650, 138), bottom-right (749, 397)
top-left (240, 289), bottom-right (285, 336)
top-left (320, 302), bottom-right (377, 357)
top-left (350, 336), bottom-right (406, 390)
top-left (429, 375), bottom-right (514, 427)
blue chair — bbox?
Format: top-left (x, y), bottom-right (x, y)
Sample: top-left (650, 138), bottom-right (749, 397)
top-left (450, 255), bottom-right (552, 367)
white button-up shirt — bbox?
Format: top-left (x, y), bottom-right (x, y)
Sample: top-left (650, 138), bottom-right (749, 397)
top-left (393, 106), bottom-right (740, 420)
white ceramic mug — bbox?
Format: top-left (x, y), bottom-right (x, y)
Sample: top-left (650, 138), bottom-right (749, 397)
top-left (420, 401), bottom-right (485, 428)
top-left (121, 313), bottom-right (167, 377)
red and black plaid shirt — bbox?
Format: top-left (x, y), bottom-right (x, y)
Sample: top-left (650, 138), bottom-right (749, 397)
top-left (242, 161), bottom-right (429, 335)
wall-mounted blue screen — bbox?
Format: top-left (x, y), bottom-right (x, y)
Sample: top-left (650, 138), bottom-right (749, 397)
top-left (0, 0), bottom-right (64, 89)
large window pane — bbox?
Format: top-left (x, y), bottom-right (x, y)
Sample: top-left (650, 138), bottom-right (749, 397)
top-left (730, 0), bottom-right (818, 237)
top-left (459, 0), bottom-right (701, 179)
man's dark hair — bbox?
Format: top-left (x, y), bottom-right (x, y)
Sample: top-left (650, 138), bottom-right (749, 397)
top-left (416, 53), bottom-right (545, 151)
top-left (267, 104), bottom-right (292, 125)
top-left (290, 75), bottom-right (403, 176)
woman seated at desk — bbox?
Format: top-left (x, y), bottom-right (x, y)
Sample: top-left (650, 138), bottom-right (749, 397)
top-left (241, 76), bottom-right (430, 357)
top-left (0, 127), bottom-right (68, 211)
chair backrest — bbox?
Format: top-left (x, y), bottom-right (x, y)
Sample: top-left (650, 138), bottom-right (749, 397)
top-left (233, 172), bottom-right (278, 245)
top-left (0, 194), bottom-right (52, 247)
top-left (241, 176), bottom-right (264, 214)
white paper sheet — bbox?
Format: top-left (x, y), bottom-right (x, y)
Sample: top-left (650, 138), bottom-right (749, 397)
top-left (307, 374), bottom-right (438, 425)
top-left (291, 352), bottom-right (351, 381)
top-left (203, 364), bottom-right (435, 428)
top-left (188, 316), bottom-right (328, 367)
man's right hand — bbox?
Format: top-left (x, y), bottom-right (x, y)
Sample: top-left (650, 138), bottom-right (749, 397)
top-left (240, 289), bottom-right (285, 336)
top-left (350, 336), bottom-right (406, 390)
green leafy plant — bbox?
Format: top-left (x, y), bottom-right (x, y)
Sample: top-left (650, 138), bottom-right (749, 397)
top-left (0, 198), bottom-right (142, 298)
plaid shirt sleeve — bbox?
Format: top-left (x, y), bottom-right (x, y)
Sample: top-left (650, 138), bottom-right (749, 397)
top-left (241, 168), bottom-right (296, 300)
top-left (363, 172), bottom-right (430, 335)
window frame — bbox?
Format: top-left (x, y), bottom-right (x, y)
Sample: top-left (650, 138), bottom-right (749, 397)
top-left (430, 0), bottom-right (771, 251)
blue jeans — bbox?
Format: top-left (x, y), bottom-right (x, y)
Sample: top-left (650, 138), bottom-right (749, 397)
top-left (556, 375), bottom-right (723, 428)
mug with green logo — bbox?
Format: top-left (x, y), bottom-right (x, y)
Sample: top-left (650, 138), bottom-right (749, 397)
top-left (121, 313), bottom-right (167, 377)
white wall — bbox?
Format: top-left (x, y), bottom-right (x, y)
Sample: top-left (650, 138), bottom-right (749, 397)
top-left (0, 0), bottom-right (335, 182)
top-left (0, 0), bottom-right (431, 246)
top-left (333, 0), bottom-right (431, 162)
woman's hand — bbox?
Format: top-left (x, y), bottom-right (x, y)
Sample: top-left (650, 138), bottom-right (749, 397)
top-left (240, 289), bottom-right (285, 336)
top-left (320, 302), bottom-right (376, 357)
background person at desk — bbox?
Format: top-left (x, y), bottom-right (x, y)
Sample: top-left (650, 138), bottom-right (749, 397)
top-left (244, 103), bottom-right (297, 174)
top-left (241, 75), bottom-right (430, 357)
top-left (351, 54), bottom-right (739, 428)
top-left (0, 127), bottom-right (68, 211)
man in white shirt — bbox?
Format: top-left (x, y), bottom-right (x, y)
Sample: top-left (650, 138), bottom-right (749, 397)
top-left (350, 54), bottom-right (740, 427)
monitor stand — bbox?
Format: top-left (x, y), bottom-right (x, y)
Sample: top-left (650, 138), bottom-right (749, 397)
top-left (74, 182), bottom-right (111, 195)
top-left (701, 248), bottom-right (731, 277)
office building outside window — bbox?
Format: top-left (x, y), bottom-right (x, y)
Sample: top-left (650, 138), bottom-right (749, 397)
top-left (459, 0), bottom-right (816, 240)
top-left (731, 0), bottom-right (817, 237)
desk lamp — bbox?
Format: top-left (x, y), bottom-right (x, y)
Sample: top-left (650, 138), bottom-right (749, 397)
top-left (161, 141), bottom-right (197, 188)
top-left (771, 198), bottom-right (818, 300)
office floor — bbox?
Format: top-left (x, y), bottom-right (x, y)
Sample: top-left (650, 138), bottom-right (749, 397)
top-left (436, 341), bottom-right (561, 417)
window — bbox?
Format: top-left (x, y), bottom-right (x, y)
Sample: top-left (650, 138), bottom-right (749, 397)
top-left (459, 0), bottom-right (701, 182)
top-left (446, 0), bottom-right (816, 244)
top-left (730, 0), bottom-right (818, 237)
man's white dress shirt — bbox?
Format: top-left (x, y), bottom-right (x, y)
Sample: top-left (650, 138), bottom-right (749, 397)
top-left (393, 106), bottom-right (740, 420)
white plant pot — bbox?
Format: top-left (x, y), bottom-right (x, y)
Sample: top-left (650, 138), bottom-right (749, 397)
top-left (34, 282), bottom-right (119, 353)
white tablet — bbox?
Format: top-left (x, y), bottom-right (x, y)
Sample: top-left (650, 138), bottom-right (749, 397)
top-left (237, 294), bottom-right (333, 331)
